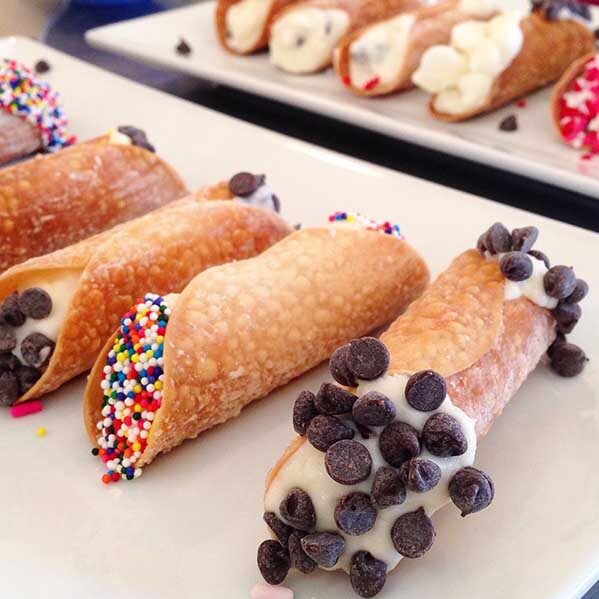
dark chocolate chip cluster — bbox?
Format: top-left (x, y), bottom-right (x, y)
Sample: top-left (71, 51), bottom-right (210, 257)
top-left (0, 288), bottom-right (54, 406)
top-left (228, 172), bottom-right (281, 213)
top-left (258, 337), bottom-right (494, 598)
top-left (477, 223), bottom-right (589, 378)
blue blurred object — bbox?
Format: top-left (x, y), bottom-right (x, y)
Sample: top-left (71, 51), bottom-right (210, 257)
top-left (71, 0), bottom-right (152, 6)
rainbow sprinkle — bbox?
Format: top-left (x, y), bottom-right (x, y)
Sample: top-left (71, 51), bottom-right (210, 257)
top-left (0, 58), bottom-right (75, 153)
top-left (94, 293), bottom-right (170, 484)
top-left (328, 211), bottom-right (403, 238)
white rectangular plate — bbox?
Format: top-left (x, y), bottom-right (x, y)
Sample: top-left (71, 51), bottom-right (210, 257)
top-left (1, 36), bottom-right (599, 599)
top-left (86, 2), bottom-right (599, 199)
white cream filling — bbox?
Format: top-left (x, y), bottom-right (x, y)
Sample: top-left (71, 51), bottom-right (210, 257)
top-left (348, 14), bottom-right (416, 90)
top-left (270, 8), bottom-right (350, 74)
top-left (107, 129), bottom-right (132, 146)
top-left (264, 373), bottom-right (477, 573)
top-left (235, 183), bottom-right (277, 212)
top-left (458, 0), bottom-right (531, 17)
top-left (225, 0), bottom-right (274, 53)
top-left (412, 12), bottom-right (524, 115)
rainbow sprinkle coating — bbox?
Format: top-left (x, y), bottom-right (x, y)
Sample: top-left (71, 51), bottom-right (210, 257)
top-left (0, 59), bottom-right (75, 152)
top-left (94, 293), bottom-right (170, 484)
top-left (328, 211), bottom-right (403, 238)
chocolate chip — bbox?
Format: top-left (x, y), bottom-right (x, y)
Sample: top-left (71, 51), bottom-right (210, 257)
top-left (296, 35), bottom-right (306, 47)
top-left (288, 530), bottom-right (316, 574)
top-left (399, 458), bottom-right (442, 493)
top-left (301, 532), bottom-right (345, 568)
top-left (325, 439), bottom-right (372, 485)
top-left (0, 292), bottom-right (26, 327)
top-left (34, 59), bottom-right (51, 74)
top-left (0, 353), bottom-right (20, 375)
top-left (229, 172), bottom-right (262, 197)
top-left (484, 223), bottom-right (512, 254)
top-left (352, 391), bottom-right (395, 427)
top-left (175, 38), bottom-right (192, 55)
top-left (391, 507), bottom-right (435, 558)
top-left (0, 325), bottom-right (16, 353)
top-left (528, 250), bottom-right (550, 269)
top-left (422, 413), bottom-right (468, 457)
top-left (272, 194), bottom-right (281, 213)
top-left (346, 337), bottom-right (389, 380)
top-left (16, 366), bottom-right (41, 394)
top-left (18, 287), bottom-right (52, 319)
top-left (511, 226), bottom-right (538, 252)
top-left (315, 382), bottom-right (357, 415)
top-left (552, 302), bottom-right (581, 334)
top-left (350, 551), bottom-right (387, 598)
top-left (499, 114), bottom-right (518, 132)
top-left (257, 540), bottom-right (289, 585)
top-left (330, 344), bottom-right (357, 387)
top-left (500, 251), bottom-right (533, 281)
top-left (335, 492), bottom-right (377, 536)
top-left (476, 233), bottom-right (487, 253)
top-left (0, 371), bottom-right (19, 406)
top-left (279, 488), bottom-right (316, 530)
top-left (405, 370), bottom-right (446, 412)
top-left (356, 422), bottom-right (372, 439)
top-left (20, 333), bottom-right (54, 368)
top-left (550, 342), bottom-right (589, 377)
top-left (293, 390), bottom-right (317, 435)
top-left (263, 512), bottom-right (292, 547)
top-left (117, 126), bottom-right (155, 153)
top-left (547, 331), bottom-right (566, 358)
top-left (449, 467), bottom-right (495, 516)
top-left (371, 466), bottom-right (406, 508)
top-left (379, 421), bottom-right (421, 467)
top-left (565, 279), bottom-right (588, 304)
top-left (306, 415), bottom-right (354, 451)
top-left (544, 266), bottom-right (577, 299)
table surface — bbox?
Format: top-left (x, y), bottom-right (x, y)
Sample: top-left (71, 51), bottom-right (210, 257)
top-left (4, 1), bottom-right (599, 597)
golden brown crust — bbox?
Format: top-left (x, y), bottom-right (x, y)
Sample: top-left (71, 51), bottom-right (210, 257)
top-left (0, 135), bottom-right (187, 272)
top-left (0, 112), bottom-right (41, 166)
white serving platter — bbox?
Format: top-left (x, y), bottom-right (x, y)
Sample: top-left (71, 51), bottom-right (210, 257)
top-left (86, 2), bottom-right (599, 199)
top-left (1, 36), bottom-right (598, 599)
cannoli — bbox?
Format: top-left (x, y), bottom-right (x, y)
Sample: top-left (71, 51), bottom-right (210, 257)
top-left (215, 0), bottom-right (298, 55)
top-left (0, 59), bottom-right (75, 166)
top-left (0, 174), bottom-right (290, 408)
top-left (412, 4), bottom-right (595, 121)
top-left (270, 0), bottom-right (423, 75)
top-left (83, 212), bottom-right (429, 483)
top-left (257, 222), bottom-right (588, 597)
top-left (0, 127), bottom-right (187, 272)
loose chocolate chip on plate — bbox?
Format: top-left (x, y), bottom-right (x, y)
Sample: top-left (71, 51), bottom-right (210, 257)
top-left (288, 530), bottom-right (316, 574)
top-left (301, 532), bottom-right (345, 568)
top-left (399, 458), bottom-right (442, 493)
top-left (18, 287), bottom-right (52, 319)
top-left (257, 540), bottom-right (289, 585)
top-left (528, 249), bottom-right (550, 269)
top-left (449, 467), bottom-right (495, 516)
top-left (335, 492), bottom-right (377, 536)
top-left (306, 414), bottom-right (354, 452)
top-left (391, 507), bottom-right (435, 558)
top-left (352, 391), bottom-right (395, 427)
top-left (16, 366), bottom-right (41, 394)
top-left (34, 59), bottom-right (51, 74)
top-left (484, 222), bottom-right (512, 254)
top-left (329, 343), bottom-right (357, 387)
top-left (350, 551), bottom-right (387, 599)
top-left (0, 353), bottom-right (20, 375)
top-left (0, 324), bottom-right (17, 353)
top-left (0, 292), bottom-right (26, 327)
top-left (422, 413), bottom-right (468, 457)
top-left (379, 421), bottom-right (421, 467)
top-left (263, 511), bottom-right (293, 547)
top-left (565, 279), bottom-right (588, 304)
top-left (325, 439), bottom-right (372, 485)
top-left (499, 114), bottom-right (518, 132)
top-left (279, 488), bottom-right (316, 530)
top-left (405, 370), bottom-right (446, 412)
top-left (544, 265), bottom-right (577, 299)
top-left (292, 390), bottom-right (318, 435)
top-left (500, 252), bottom-right (533, 282)
top-left (229, 172), bottom-right (262, 197)
top-left (371, 466), bottom-right (406, 509)
top-left (117, 126), bottom-right (155, 153)
top-left (0, 371), bottom-right (19, 406)
top-left (315, 382), bottom-right (357, 415)
top-left (511, 226), bottom-right (538, 252)
top-left (552, 302), bottom-right (581, 334)
top-left (550, 342), bottom-right (589, 377)
top-left (20, 333), bottom-right (55, 368)
top-left (175, 38), bottom-right (192, 55)
top-left (347, 337), bottom-right (390, 380)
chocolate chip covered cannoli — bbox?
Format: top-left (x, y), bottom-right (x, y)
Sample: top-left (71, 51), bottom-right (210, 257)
top-left (0, 175), bottom-right (290, 408)
top-left (83, 212), bottom-right (429, 483)
top-left (413, 2), bottom-right (595, 121)
top-left (258, 223), bottom-right (587, 597)
top-left (0, 127), bottom-right (187, 272)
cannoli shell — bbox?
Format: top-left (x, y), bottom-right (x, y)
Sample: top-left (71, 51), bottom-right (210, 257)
top-left (84, 227), bottom-right (430, 464)
top-left (0, 111), bottom-right (41, 166)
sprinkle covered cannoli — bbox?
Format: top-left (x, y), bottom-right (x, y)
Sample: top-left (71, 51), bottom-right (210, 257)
top-left (0, 175), bottom-right (290, 408)
top-left (257, 223), bottom-right (587, 597)
top-left (0, 127), bottom-right (187, 273)
top-left (412, 2), bottom-right (595, 121)
top-left (83, 213), bottom-right (429, 483)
